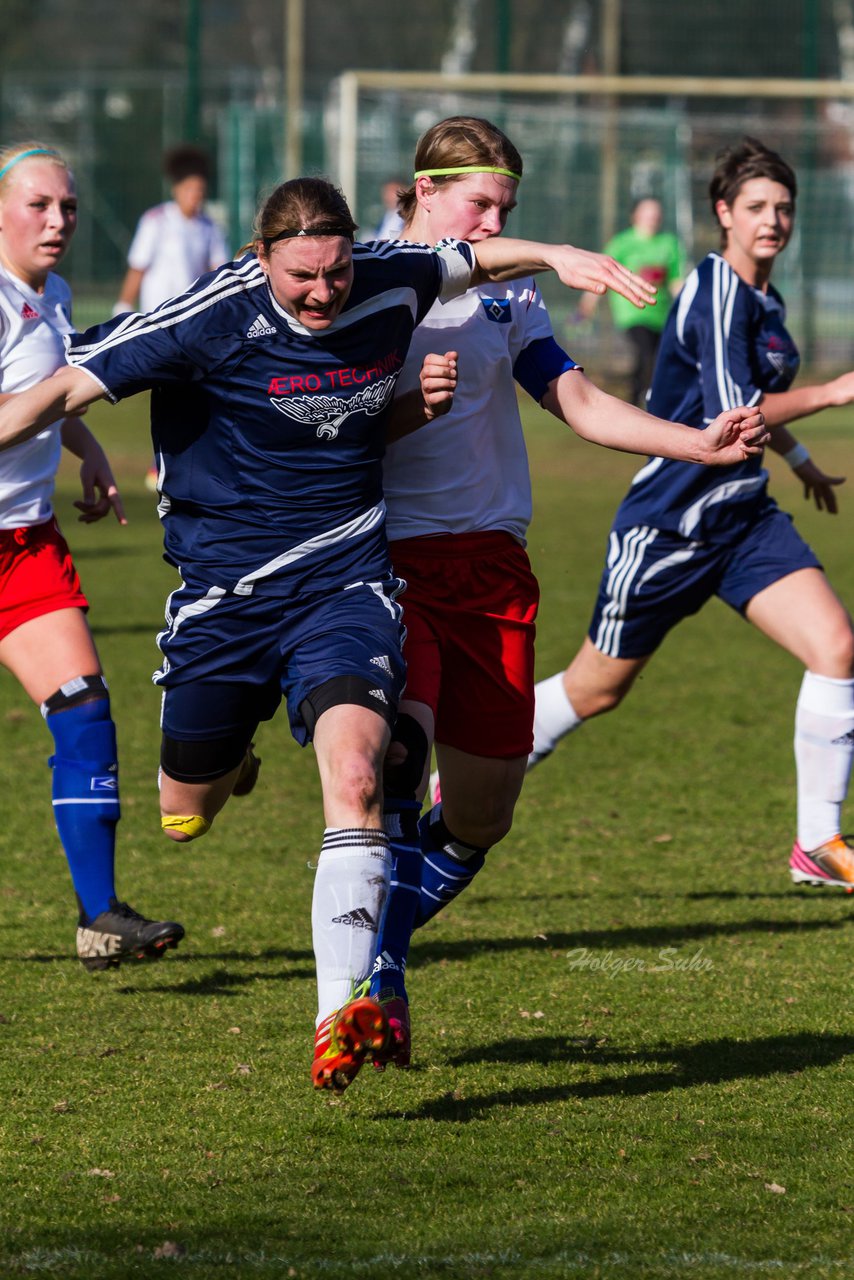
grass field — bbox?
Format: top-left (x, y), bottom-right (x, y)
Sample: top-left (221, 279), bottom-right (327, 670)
top-left (1, 394), bottom-right (852, 1279)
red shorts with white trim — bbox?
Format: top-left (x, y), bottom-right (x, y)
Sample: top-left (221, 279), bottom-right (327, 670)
top-left (390, 530), bottom-right (539, 759)
top-left (0, 517), bottom-right (88, 642)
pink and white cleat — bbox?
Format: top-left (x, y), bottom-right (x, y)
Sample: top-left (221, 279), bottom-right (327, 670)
top-left (789, 836), bottom-right (854, 891)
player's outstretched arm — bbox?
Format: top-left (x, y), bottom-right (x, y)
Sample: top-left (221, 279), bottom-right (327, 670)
top-left (0, 367), bottom-right (103, 452)
top-left (386, 351), bottom-right (458, 444)
top-left (470, 238), bottom-right (657, 311)
top-left (759, 368), bottom-right (854, 428)
top-left (61, 416), bottom-right (128, 526)
top-left (542, 370), bottom-right (767, 466)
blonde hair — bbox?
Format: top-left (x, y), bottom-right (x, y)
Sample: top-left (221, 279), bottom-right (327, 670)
top-left (398, 117), bottom-right (523, 224)
top-left (0, 141), bottom-right (70, 199)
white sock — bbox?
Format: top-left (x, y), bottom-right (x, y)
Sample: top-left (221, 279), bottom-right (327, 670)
top-left (794, 671), bottom-right (854, 850)
top-left (529, 671), bottom-right (583, 768)
top-left (311, 828), bottom-right (391, 1025)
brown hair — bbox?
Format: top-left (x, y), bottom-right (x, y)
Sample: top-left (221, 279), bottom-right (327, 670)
top-left (246, 177), bottom-right (358, 254)
top-left (164, 144), bottom-right (211, 185)
top-left (398, 116), bottom-right (523, 224)
top-left (0, 141), bottom-right (70, 200)
top-left (710, 137), bottom-right (797, 248)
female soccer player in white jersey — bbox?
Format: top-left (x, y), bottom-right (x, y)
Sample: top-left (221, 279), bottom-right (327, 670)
top-left (369, 117), bottom-right (768, 1071)
top-left (531, 137), bottom-right (854, 893)
top-left (0, 141), bottom-right (184, 969)
top-left (0, 174), bottom-right (764, 1093)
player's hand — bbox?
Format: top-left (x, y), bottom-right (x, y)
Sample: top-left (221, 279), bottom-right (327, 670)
top-left (701, 406), bottom-right (769, 464)
top-left (547, 246), bottom-right (658, 310)
top-left (793, 458), bottom-right (845, 514)
top-left (826, 369), bottom-right (854, 407)
top-left (74, 449), bottom-right (128, 525)
top-left (421, 350), bottom-right (458, 422)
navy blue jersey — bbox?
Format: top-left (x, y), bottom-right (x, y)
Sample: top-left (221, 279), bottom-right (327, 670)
top-left (614, 252), bottom-right (800, 543)
top-left (66, 239), bottom-right (474, 594)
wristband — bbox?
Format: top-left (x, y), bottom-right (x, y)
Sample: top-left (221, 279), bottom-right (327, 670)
top-left (783, 442), bottom-right (810, 469)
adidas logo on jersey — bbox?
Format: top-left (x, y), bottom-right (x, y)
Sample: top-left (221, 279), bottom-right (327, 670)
top-left (331, 907), bottom-right (377, 931)
top-left (20, 302), bottom-right (39, 321)
top-left (369, 687), bottom-right (388, 705)
top-left (370, 655), bottom-right (392, 675)
top-left (246, 313), bottom-right (277, 339)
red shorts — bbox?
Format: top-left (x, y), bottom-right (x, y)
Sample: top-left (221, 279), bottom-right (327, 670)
top-left (0, 517), bottom-right (88, 642)
top-left (390, 530), bottom-right (539, 758)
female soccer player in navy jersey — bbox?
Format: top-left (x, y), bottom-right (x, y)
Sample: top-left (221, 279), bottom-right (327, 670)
top-left (0, 174), bottom-right (765, 1093)
top-left (0, 140), bottom-right (184, 969)
top-left (532, 137), bottom-right (854, 894)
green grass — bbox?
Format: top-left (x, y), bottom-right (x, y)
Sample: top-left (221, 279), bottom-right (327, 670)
top-left (0, 396), bottom-right (852, 1279)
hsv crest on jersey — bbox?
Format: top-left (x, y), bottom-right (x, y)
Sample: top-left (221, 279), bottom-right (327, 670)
top-left (269, 372), bottom-right (397, 440)
top-left (20, 302), bottom-right (39, 321)
top-left (481, 297), bottom-right (511, 324)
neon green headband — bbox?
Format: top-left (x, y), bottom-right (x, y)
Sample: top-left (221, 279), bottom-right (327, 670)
top-left (414, 165), bottom-right (522, 182)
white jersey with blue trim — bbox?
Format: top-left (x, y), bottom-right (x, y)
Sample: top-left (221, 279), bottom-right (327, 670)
top-left (384, 278), bottom-right (575, 542)
top-left (65, 238), bottom-right (475, 594)
top-left (0, 263), bottom-right (73, 528)
top-left (614, 252), bottom-right (800, 543)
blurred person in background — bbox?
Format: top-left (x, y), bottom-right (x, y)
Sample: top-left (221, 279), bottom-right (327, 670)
top-left (373, 178), bottom-right (406, 241)
top-left (575, 196), bottom-right (685, 406)
top-left (0, 141), bottom-right (184, 970)
top-left (113, 144), bottom-right (228, 490)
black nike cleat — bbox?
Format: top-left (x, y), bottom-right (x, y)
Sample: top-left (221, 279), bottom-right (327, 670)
top-left (76, 899), bottom-right (185, 972)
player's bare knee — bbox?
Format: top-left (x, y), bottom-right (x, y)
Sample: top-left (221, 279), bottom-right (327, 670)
top-left (161, 813), bottom-right (211, 842)
top-left (337, 761), bottom-right (382, 815)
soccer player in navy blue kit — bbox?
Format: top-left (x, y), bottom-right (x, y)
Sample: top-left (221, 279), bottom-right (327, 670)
top-left (0, 175), bottom-right (758, 1092)
top-left (531, 138), bottom-right (854, 892)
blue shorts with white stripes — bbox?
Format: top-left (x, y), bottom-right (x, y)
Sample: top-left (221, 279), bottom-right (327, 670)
top-left (589, 505), bottom-right (822, 659)
top-left (155, 575), bottom-right (406, 746)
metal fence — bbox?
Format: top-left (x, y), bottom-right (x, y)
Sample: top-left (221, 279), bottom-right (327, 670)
top-left (2, 62), bottom-right (853, 371)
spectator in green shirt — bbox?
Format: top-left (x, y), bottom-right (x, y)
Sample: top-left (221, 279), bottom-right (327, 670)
top-left (579, 196), bottom-right (686, 406)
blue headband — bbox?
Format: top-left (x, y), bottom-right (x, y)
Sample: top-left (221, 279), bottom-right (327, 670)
top-left (0, 148), bottom-right (59, 183)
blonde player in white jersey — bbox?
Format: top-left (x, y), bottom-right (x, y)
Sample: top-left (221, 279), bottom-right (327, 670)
top-left (369, 116), bottom-right (768, 1068)
top-left (0, 141), bottom-right (183, 969)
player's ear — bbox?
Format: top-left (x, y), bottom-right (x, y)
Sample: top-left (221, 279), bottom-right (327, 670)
top-left (715, 199), bottom-right (733, 229)
top-left (415, 176), bottom-right (436, 209)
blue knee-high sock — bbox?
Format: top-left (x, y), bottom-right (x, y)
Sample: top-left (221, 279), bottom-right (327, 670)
top-left (370, 799), bottom-right (422, 1001)
top-left (413, 803), bottom-right (487, 929)
top-left (46, 698), bottom-right (120, 923)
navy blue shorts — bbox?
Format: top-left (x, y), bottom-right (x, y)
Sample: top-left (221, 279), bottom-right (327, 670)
top-left (155, 576), bottom-right (406, 746)
top-left (589, 505), bottom-right (822, 659)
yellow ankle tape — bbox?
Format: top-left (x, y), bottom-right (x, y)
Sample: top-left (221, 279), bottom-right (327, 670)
top-left (161, 814), bottom-right (211, 840)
